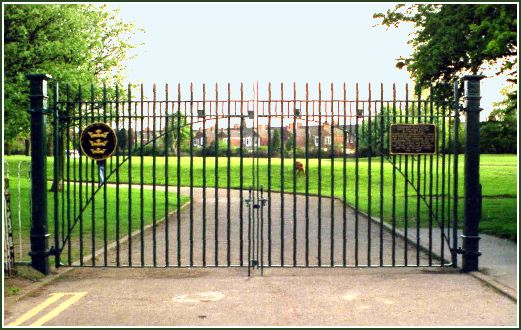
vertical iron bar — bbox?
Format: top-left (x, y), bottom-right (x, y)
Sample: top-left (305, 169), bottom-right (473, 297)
top-left (391, 84), bottom-right (397, 266)
top-left (379, 83), bottom-right (384, 266)
top-left (102, 84), bottom-right (108, 266)
top-left (115, 85), bottom-right (121, 267)
top-left (239, 83), bottom-right (244, 266)
top-left (293, 82), bottom-right (297, 267)
top-left (128, 83), bottom-right (133, 267)
top-left (68, 85), bottom-right (73, 265)
top-left (227, 83), bottom-right (231, 267)
top-left (189, 83), bottom-right (194, 267)
top-left (255, 83), bottom-right (260, 267)
top-left (260, 185), bottom-right (264, 274)
top-left (452, 81), bottom-right (460, 268)
top-left (354, 83), bottom-right (359, 267)
top-left (367, 83), bottom-right (372, 266)
top-left (330, 83), bottom-right (335, 267)
top-left (78, 84), bottom-right (84, 266)
top-left (404, 84), bottom-right (409, 266)
top-left (428, 88), bottom-right (434, 266)
top-left (447, 113), bottom-right (452, 265)
top-left (164, 83), bottom-right (170, 267)
top-left (90, 84), bottom-right (96, 266)
top-left (305, 83), bottom-right (310, 267)
top-left (214, 83), bottom-right (219, 266)
top-left (441, 101), bottom-right (447, 266)
top-left (52, 81), bottom-right (60, 269)
top-left (280, 83), bottom-right (285, 266)
top-left (140, 84), bottom-right (145, 267)
top-left (342, 82), bottom-right (347, 267)
top-left (247, 186), bottom-right (252, 275)
top-left (317, 83), bottom-right (322, 267)
top-left (435, 98), bottom-right (440, 265)
top-left (267, 83), bottom-right (272, 266)
top-left (151, 84), bottom-right (157, 266)
top-left (416, 90), bottom-right (421, 266)
top-left (177, 84), bottom-right (182, 267)
top-left (202, 83), bottom-right (207, 267)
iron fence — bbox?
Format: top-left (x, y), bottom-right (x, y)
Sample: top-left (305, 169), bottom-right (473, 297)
top-left (43, 81), bottom-right (462, 272)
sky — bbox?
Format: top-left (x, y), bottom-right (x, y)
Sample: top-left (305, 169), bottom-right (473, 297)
top-left (107, 2), bottom-right (511, 121)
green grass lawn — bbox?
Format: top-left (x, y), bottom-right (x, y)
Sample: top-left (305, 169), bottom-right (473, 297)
top-left (5, 154), bottom-right (517, 240)
top-left (4, 165), bottom-right (187, 263)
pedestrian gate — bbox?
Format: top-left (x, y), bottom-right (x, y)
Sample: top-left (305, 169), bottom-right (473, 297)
top-left (28, 76), bottom-right (478, 274)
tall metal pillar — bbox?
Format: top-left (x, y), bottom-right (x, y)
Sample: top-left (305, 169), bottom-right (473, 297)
top-left (461, 75), bottom-right (484, 272)
top-left (27, 73), bottom-right (52, 274)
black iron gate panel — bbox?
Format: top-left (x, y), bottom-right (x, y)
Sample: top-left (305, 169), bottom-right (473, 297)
top-left (50, 81), bottom-right (460, 269)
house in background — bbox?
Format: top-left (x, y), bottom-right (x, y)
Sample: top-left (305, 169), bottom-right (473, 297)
top-left (192, 119), bottom-right (356, 154)
top-left (193, 124), bottom-right (260, 150)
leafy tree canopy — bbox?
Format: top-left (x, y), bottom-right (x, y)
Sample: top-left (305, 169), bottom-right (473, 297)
top-left (4, 4), bottom-right (142, 143)
top-left (480, 86), bottom-right (517, 153)
top-left (374, 4), bottom-right (517, 99)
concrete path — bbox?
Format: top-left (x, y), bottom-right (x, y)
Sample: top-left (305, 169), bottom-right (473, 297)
top-left (416, 228), bottom-right (518, 292)
top-left (4, 267), bottom-right (517, 326)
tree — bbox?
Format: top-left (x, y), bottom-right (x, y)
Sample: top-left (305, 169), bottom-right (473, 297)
top-left (285, 132), bottom-right (295, 152)
top-left (4, 4), bottom-right (142, 148)
top-left (116, 128), bottom-right (128, 155)
top-left (357, 108), bottom-right (391, 157)
top-left (271, 129), bottom-right (281, 154)
top-left (480, 86), bottom-right (517, 153)
top-left (5, 4), bottom-right (142, 192)
top-left (374, 4), bottom-right (517, 100)
top-left (162, 112), bottom-right (191, 155)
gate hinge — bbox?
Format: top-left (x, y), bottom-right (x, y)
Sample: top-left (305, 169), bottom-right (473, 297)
top-left (454, 247), bottom-right (481, 257)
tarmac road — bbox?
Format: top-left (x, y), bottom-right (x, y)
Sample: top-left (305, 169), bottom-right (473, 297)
top-left (4, 187), bottom-right (517, 326)
top-left (80, 187), bottom-right (446, 268)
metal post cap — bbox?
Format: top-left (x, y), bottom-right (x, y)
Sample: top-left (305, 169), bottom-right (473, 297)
top-left (462, 75), bottom-right (485, 81)
top-left (26, 73), bottom-right (53, 80)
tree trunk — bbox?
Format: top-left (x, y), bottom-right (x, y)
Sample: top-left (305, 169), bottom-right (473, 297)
top-left (49, 128), bottom-right (64, 192)
top-left (24, 139), bottom-right (31, 156)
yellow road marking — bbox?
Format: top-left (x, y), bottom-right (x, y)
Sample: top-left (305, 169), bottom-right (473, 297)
top-left (7, 293), bottom-right (66, 326)
top-left (30, 292), bottom-right (87, 326)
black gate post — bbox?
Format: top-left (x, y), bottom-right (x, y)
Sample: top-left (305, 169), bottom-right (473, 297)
top-left (27, 73), bottom-right (52, 274)
top-left (461, 75), bottom-right (484, 272)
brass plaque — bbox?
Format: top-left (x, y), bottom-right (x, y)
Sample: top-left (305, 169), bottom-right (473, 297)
top-left (389, 124), bottom-right (436, 155)
top-left (80, 122), bottom-right (118, 160)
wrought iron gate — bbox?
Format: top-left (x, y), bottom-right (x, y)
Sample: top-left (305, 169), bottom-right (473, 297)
top-left (29, 77), bottom-right (474, 272)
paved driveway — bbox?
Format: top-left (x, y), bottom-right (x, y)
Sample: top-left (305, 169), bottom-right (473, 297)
top-left (87, 187), bottom-right (443, 268)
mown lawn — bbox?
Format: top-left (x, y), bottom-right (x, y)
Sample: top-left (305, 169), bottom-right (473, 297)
top-left (4, 164), bottom-right (187, 263)
top-left (5, 154), bottom-right (517, 240)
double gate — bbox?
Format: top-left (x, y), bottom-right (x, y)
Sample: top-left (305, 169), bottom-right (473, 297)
top-left (27, 75), bottom-right (482, 274)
